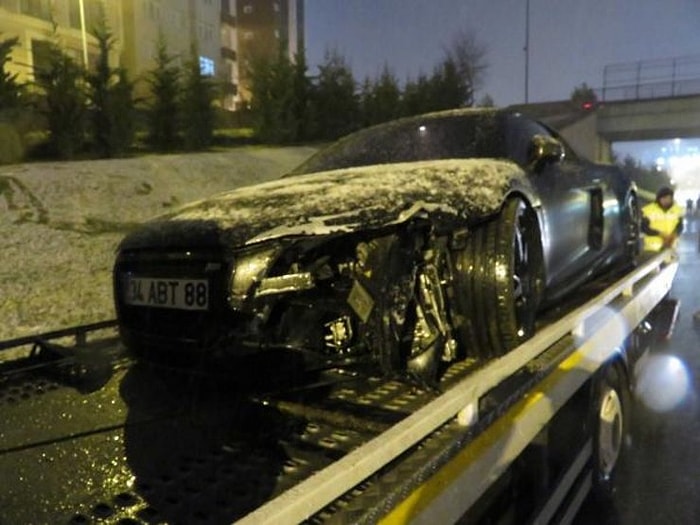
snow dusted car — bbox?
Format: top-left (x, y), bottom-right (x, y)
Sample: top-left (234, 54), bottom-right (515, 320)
top-left (113, 108), bottom-right (640, 383)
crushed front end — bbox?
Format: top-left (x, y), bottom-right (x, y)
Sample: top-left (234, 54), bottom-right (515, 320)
top-left (114, 223), bottom-right (465, 384)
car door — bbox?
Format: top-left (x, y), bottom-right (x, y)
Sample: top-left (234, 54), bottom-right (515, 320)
top-left (504, 114), bottom-right (608, 291)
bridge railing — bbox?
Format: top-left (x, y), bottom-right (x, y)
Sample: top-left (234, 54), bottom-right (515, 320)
top-left (596, 54), bottom-right (700, 102)
top-left (596, 77), bottom-right (700, 102)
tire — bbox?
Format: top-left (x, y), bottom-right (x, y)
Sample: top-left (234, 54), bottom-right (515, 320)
top-left (451, 197), bottom-right (544, 359)
top-left (591, 363), bottom-right (628, 499)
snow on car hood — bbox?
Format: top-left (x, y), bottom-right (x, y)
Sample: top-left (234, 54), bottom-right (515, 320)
top-left (119, 159), bottom-right (526, 251)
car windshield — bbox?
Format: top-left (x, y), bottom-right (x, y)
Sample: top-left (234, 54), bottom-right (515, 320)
top-left (291, 109), bottom-right (506, 175)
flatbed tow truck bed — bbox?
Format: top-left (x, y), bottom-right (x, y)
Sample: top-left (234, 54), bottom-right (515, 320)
top-left (0, 251), bottom-right (678, 524)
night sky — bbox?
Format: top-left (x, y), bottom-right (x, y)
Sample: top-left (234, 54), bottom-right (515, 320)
top-left (305, 0), bottom-right (700, 184)
top-left (305, 0), bottom-right (700, 106)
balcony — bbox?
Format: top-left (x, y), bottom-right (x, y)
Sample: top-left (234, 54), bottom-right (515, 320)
top-left (221, 47), bottom-right (237, 61)
top-left (221, 82), bottom-right (238, 95)
top-left (220, 12), bottom-right (236, 26)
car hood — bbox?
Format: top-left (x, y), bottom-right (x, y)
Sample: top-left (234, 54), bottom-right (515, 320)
top-left (118, 159), bottom-right (526, 251)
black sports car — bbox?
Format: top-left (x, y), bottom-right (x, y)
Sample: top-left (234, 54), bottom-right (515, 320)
top-left (113, 108), bottom-right (640, 383)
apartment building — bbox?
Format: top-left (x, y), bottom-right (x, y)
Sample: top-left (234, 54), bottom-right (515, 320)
top-left (0, 0), bottom-right (304, 111)
top-left (118, 0), bottom-right (221, 102)
top-left (0, 0), bottom-right (123, 83)
top-left (229, 0), bottom-right (305, 106)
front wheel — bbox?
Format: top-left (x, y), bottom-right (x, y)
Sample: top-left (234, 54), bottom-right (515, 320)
top-left (451, 197), bottom-right (544, 359)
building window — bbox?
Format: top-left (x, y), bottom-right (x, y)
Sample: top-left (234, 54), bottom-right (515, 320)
top-left (148, 0), bottom-right (161, 21)
top-left (0, 0), bottom-right (18, 12)
top-left (196, 23), bottom-right (214, 41)
top-left (175, 11), bottom-right (185, 28)
top-left (273, 2), bottom-right (280, 12)
top-left (30, 38), bottom-right (53, 79)
top-left (68, 0), bottom-right (105, 30)
top-left (20, 0), bottom-right (52, 21)
top-left (243, 31), bottom-right (254, 40)
top-left (199, 56), bottom-right (215, 77)
top-left (243, 4), bottom-right (253, 14)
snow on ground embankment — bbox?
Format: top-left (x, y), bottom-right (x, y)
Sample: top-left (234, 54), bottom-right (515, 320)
top-left (0, 146), bottom-right (316, 343)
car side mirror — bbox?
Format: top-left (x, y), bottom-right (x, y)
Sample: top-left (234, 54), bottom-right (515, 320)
top-left (528, 134), bottom-right (565, 170)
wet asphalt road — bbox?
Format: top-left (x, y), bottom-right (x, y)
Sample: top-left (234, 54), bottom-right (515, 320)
top-left (575, 216), bottom-right (700, 524)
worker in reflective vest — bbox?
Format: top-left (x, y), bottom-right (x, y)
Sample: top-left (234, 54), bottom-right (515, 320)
top-left (641, 186), bottom-right (684, 252)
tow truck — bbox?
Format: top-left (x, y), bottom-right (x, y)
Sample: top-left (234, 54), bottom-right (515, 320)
top-left (0, 250), bottom-right (678, 524)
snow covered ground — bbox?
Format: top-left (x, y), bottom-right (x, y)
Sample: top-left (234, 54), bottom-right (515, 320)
top-left (0, 146), bottom-right (316, 343)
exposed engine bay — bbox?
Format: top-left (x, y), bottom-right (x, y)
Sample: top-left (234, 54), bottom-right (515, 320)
top-left (228, 223), bottom-right (467, 385)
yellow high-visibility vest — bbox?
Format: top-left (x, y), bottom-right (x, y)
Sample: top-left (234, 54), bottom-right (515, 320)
top-left (642, 201), bottom-right (683, 251)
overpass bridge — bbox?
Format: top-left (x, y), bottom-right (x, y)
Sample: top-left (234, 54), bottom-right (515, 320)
top-left (513, 54), bottom-right (700, 163)
top-left (514, 93), bottom-right (700, 164)
top-left (595, 94), bottom-right (700, 142)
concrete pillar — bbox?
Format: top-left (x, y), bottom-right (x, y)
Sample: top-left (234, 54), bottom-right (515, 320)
top-left (596, 136), bottom-right (613, 164)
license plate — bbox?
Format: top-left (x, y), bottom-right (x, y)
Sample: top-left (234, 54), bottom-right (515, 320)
top-left (123, 276), bottom-right (209, 310)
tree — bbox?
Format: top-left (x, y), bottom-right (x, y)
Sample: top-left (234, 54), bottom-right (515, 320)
top-left (570, 82), bottom-right (598, 109)
top-left (440, 29), bottom-right (488, 107)
top-left (181, 46), bottom-right (216, 150)
top-left (477, 93), bottom-right (495, 107)
top-left (360, 65), bottom-right (401, 126)
top-left (290, 51), bottom-right (313, 140)
top-left (33, 43), bottom-right (86, 159)
top-left (402, 73), bottom-right (434, 116)
top-left (429, 56), bottom-right (466, 110)
top-left (110, 68), bottom-right (136, 154)
top-left (310, 49), bottom-right (358, 140)
top-left (0, 35), bottom-right (22, 112)
top-left (249, 47), bottom-right (300, 143)
top-left (402, 29), bottom-right (489, 117)
top-left (146, 34), bottom-right (181, 151)
top-left (85, 19), bottom-right (135, 157)
top-left (617, 154), bottom-right (672, 196)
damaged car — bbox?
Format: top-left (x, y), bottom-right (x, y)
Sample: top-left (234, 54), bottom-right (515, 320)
top-left (113, 108), bottom-right (640, 383)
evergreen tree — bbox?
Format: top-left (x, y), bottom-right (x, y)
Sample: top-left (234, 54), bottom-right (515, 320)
top-left (429, 57), bottom-right (466, 110)
top-left (290, 51), bottom-right (313, 140)
top-left (310, 49), bottom-right (358, 140)
top-left (0, 36), bottom-right (22, 112)
top-left (361, 65), bottom-right (401, 126)
top-left (570, 82), bottom-right (598, 109)
top-left (477, 93), bottom-right (495, 107)
top-left (110, 68), bottom-right (136, 154)
top-left (617, 154), bottom-right (672, 195)
top-left (146, 34), bottom-right (181, 151)
top-left (249, 48), bottom-right (299, 143)
top-left (34, 43), bottom-right (86, 159)
top-left (357, 77), bottom-right (374, 127)
top-left (181, 46), bottom-right (215, 150)
top-left (85, 19), bottom-right (135, 157)
top-left (402, 73), bottom-right (433, 116)
top-left (248, 54), bottom-right (274, 140)
top-left (442, 29), bottom-right (488, 107)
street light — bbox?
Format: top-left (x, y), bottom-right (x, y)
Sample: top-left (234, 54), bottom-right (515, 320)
top-left (79, 0), bottom-right (88, 66)
top-left (524, 0), bottom-right (530, 103)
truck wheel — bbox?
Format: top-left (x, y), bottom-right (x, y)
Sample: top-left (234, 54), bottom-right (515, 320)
top-left (591, 364), bottom-right (627, 499)
top-left (451, 197), bottom-right (544, 358)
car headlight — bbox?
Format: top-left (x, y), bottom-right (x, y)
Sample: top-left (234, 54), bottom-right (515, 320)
top-left (229, 246), bottom-right (280, 309)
